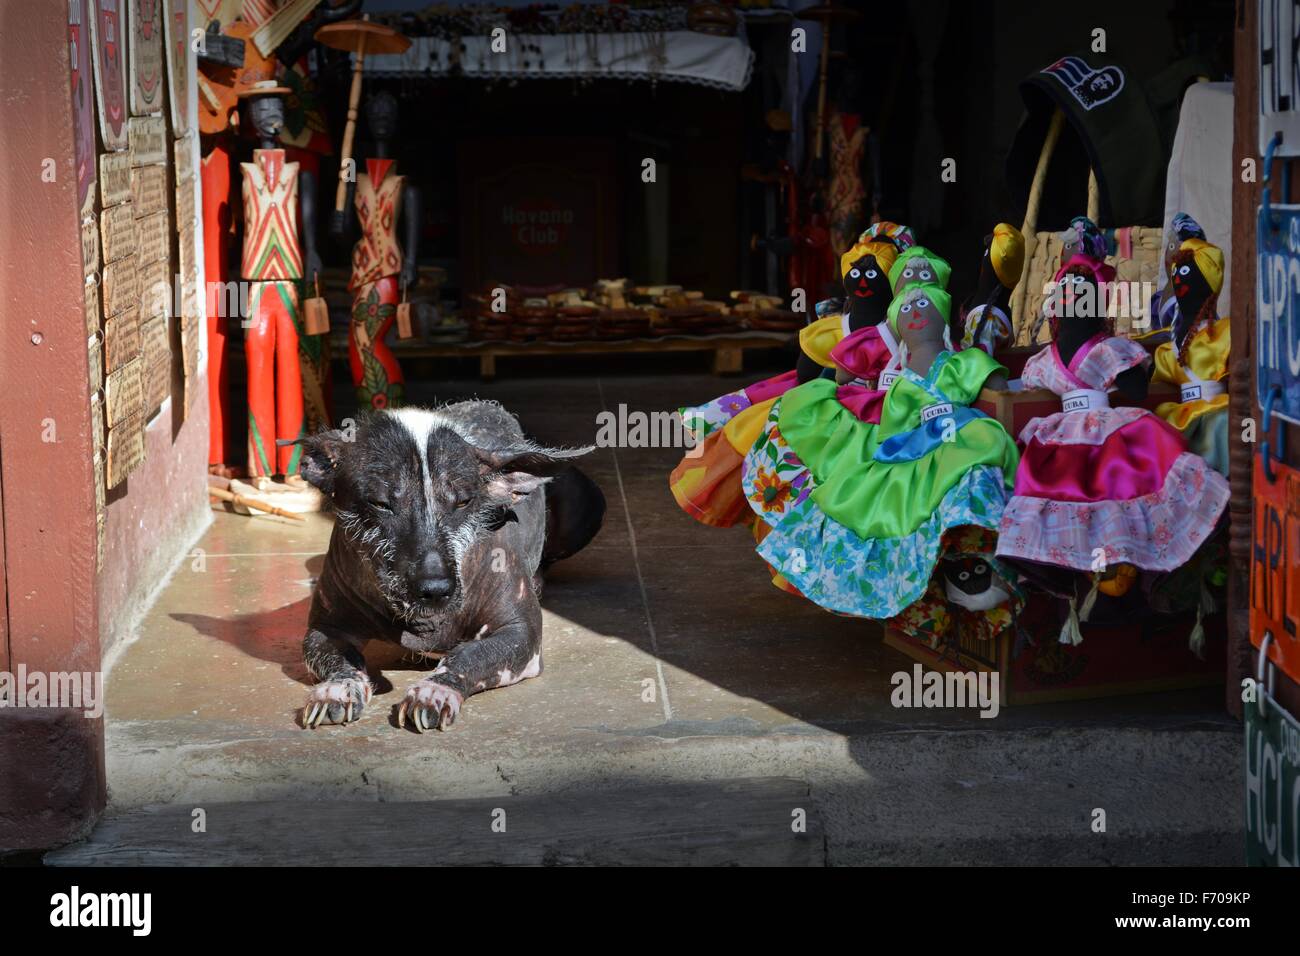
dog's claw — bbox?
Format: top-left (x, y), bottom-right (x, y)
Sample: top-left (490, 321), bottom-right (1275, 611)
top-left (301, 676), bottom-right (371, 729)
top-left (398, 679), bottom-right (464, 733)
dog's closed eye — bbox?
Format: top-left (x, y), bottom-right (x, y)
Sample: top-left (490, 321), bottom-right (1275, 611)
top-left (368, 499), bottom-right (394, 513)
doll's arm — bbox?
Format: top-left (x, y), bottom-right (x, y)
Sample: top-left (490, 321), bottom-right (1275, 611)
top-left (401, 182), bottom-right (421, 291)
top-left (328, 178), bottom-right (357, 242)
top-left (982, 370), bottom-right (1008, 392)
top-left (300, 168), bottom-right (322, 281)
top-left (1114, 364), bottom-right (1149, 402)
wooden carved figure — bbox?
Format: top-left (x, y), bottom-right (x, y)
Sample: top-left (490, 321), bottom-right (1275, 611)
top-left (332, 90), bottom-right (420, 409)
top-left (237, 81), bottom-right (324, 501)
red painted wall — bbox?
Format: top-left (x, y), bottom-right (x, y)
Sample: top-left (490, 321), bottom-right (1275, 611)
top-left (0, 0), bottom-right (211, 850)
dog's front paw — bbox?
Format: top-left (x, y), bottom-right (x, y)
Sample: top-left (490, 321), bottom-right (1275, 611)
top-left (302, 675), bottom-right (372, 728)
top-left (397, 679), bottom-right (464, 733)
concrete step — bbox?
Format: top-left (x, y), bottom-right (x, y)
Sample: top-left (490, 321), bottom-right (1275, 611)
top-left (46, 777), bottom-right (824, 866)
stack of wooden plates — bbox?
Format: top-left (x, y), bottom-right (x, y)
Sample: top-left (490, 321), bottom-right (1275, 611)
top-left (552, 305), bottom-right (601, 341)
top-left (744, 309), bottom-right (803, 332)
top-left (510, 302), bottom-right (555, 342)
top-left (597, 308), bottom-right (653, 339)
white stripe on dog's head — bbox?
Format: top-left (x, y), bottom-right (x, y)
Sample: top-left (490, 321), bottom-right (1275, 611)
top-left (388, 408), bottom-right (445, 523)
top-left (390, 408), bottom-right (446, 447)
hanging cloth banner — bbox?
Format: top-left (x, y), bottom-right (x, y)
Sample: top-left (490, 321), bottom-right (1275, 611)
top-left (363, 32), bottom-right (753, 92)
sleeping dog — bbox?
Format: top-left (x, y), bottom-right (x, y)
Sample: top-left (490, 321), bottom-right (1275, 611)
top-left (292, 401), bottom-right (604, 731)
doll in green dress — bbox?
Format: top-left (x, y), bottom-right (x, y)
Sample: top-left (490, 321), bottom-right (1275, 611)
top-left (754, 284), bottom-right (1020, 619)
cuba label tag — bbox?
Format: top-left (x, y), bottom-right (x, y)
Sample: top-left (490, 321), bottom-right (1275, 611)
top-left (921, 402), bottom-right (954, 423)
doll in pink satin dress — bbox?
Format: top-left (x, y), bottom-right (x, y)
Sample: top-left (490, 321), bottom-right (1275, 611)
top-left (995, 257), bottom-right (1229, 638)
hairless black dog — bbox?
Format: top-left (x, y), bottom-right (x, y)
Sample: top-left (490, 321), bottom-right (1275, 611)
top-left (292, 401), bottom-right (604, 732)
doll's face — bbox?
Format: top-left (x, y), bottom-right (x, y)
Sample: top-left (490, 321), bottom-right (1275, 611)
top-left (1049, 268), bottom-right (1102, 322)
top-left (843, 255), bottom-right (889, 302)
top-left (895, 292), bottom-right (946, 347)
top-left (1060, 234), bottom-right (1085, 263)
top-left (367, 91), bottom-right (399, 141)
top-left (1061, 223), bottom-right (1103, 264)
top-left (1170, 251), bottom-right (1211, 305)
top-left (892, 256), bottom-right (940, 294)
top-left (247, 94), bottom-right (285, 140)
top-left (1164, 237), bottom-right (1181, 274)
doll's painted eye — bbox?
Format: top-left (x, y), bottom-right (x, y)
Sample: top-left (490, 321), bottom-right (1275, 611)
top-left (865, 269), bottom-right (877, 279)
top-left (958, 570), bottom-right (970, 581)
top-left (917, 298), bottom-right (930, 309)
top-left (903, 268), bottom-right (915, 278)
top-left (919, 270), bottom-right (933, 281)
top-left (849, 268), bottom-right (861, 278)
top-left (900, 303), bottom-right (912, 313)
top-left (1178, 265), bottom-right (1191, 276)
top-left (975, 563), bottom-right (987, 575)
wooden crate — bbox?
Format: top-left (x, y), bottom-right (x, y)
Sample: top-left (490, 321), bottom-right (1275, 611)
top-left (976, 364), bottom-right (1180, 437)
top-left (884, 594), bottom-right (1224, 705)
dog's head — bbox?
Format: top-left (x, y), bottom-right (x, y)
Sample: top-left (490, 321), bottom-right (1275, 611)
top-left (293, 408), bottom-right (590, 621)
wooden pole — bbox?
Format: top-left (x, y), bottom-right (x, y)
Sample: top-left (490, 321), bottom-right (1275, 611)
top-left (334, 22), bottom-right (369, 215)
top-left (208, 485), bottom-right (307, 522)
top-left (813, 22), bottom-right (830, 161)
top-left (1011, 108), bottom-right (1065, 339)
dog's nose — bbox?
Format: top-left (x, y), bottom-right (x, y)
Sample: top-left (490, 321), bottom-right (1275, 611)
top-left (415, 577), bottom-right (453, 601)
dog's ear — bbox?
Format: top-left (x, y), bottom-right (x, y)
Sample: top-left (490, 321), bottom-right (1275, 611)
top-left (280, 429), bottom-right (348, 495)
top-left (474, 444), bottom-right (593, 503)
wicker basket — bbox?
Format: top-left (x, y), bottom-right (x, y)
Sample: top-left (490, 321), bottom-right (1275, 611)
top-left (1017, 225), bottom-right (1162, 344)
top-left (1010, 109), bottom-right (1165, 345)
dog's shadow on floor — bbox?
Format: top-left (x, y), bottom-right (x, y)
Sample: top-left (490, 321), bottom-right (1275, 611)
top-left (170, 555), bottom-right (435, 694)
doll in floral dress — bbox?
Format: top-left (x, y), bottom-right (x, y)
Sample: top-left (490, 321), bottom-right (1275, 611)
top-left (752, 284), bottom-right (1019, 619)
top-left (994, 256), bottom-right (1230, 641)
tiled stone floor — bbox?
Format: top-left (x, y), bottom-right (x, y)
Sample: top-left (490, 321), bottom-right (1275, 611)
top-left (94, 365), bottom-right (1244, 864)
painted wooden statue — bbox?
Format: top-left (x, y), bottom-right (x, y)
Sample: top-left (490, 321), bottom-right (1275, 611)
top-left (331, 90), bottom-right (420, 410)
top-left (235, 81), bottom-right (324, 505)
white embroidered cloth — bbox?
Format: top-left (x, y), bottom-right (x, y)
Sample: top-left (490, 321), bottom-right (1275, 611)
top-left (363, 31), bottom-right (754, 92)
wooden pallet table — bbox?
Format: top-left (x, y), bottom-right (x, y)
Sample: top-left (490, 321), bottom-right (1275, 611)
top-left (384, 330), bottom-right (792, 380)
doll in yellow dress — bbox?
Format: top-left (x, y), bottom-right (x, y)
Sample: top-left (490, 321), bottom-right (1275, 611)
top-left (668, 240), bottom-right (899, 527)
top-left (1149, 238), bottom-right (1230, 476)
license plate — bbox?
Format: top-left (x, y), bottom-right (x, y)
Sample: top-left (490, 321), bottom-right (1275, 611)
top-left (1251, 460), bottom-right (1300, 683)
top-left (1245, 691), bottom-right (1300, 865)
top-left (1255, 204), bottom-right (1300, 425)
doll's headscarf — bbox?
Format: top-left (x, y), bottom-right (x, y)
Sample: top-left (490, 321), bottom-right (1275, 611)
top-left (1052, 246), bottom-right (1115, 287)
top-left (989, 223), bottom-right (1025, 289)
top-left (815, 297), bottom-right (844, 319)
top-left (840, 240), bottom-right (898, 283)
top-left (1062, 216), bottom-right (1108, 261)
top-left (1170, 212), bottom-right (1206, 243)
top-left (856, 221), bottom-right (916, 253)
top-left (887, 283), bottom-right (952, 339)
top-left (889, 246), bottom-right (952, 291)
top-left (1177, 237), bottom-right (1224, 295)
